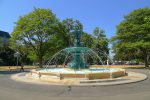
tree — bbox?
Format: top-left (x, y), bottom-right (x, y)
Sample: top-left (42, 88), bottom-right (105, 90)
top-left (43, 18), bottom-right (84, 60)
top-left (0, 31), bottom-right (16, 66)
top-left (112, 8), bottom-right (150, 67)
top-left (0, 47), bottom-right (16, 66)
top-left (80, 32), bottom-right (94, 48)
top-left (61, 18), bottom-right (83, 46)
top-left (92, 27), bottom-right (109, 62)
top-left (11, 8), bottom-right (59, 67)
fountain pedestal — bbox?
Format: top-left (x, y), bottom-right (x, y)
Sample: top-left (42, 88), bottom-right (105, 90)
top-left (67, 52), bottom-right (88, 69)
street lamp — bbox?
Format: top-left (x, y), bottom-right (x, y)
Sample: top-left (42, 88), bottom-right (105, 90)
top-left (14, 52), bottom-right (21, 69)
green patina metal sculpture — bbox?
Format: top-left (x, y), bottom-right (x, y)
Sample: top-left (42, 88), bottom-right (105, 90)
top-left (64, 27), bottom-right (89, 69)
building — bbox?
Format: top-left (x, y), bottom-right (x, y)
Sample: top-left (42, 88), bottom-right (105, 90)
top-left (0, 30), bottom-right (10, 47)
top-left (0, 31), bottom-right (10, 38)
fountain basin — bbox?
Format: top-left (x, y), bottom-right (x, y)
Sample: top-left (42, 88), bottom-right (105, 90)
top-left (31, 67), bottom-right (126, 80)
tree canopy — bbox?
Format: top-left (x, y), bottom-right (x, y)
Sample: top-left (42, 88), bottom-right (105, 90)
top-left (9, 8), bottom-right (110, 67)
top-left (61, 18), bottom-right (83, 46)
top-left (92, 27), bottom-right (109, 62)
top-left (10, 8), bottom-right (60, 67)
top-left (112, 8), bottom-right (150, 67)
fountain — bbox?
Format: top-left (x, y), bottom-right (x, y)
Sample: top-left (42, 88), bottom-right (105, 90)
top-left (11, 26), bottom-right (147, 86)
top-left (11, 27), bottom-right (147, 86)
top-left (30, 27), bottom-right (126, 81)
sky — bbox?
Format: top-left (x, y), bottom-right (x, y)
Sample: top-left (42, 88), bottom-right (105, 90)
top-left (0, 0), bottom-right (150, 39)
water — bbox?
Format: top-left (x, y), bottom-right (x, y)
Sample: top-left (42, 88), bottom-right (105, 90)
top-left (33, 30), bottom-right (126, 80)
top-left (44, 30), bottom-right (113, 71)
top-left (45, 47), bottom-right (106, 69)
top-left (38, 68), bottom-right (122, 74)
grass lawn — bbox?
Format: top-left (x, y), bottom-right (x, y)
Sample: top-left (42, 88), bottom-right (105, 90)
top-left (0, 65), bottom-right (146, 71)
top-left (0, 66), bottom-right (37, 71)
top-left (110, 65), bottom-right (146, 69)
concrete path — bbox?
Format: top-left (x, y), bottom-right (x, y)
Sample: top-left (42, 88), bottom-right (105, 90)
top-left (0, 69), bottom-right (150, 100)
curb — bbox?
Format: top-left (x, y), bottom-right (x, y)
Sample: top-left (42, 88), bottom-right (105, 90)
top-left (11, 71), bottom-right (147, 86)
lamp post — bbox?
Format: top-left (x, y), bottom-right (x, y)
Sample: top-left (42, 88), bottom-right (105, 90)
top-left (14, 52), bottom-right (21, 69)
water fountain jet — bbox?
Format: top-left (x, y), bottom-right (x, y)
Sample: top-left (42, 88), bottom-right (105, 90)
top-left (31, 28), bottom-right (126, 80)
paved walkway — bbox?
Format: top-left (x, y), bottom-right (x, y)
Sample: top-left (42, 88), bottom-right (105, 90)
top-left (0, 69), bottom-right (150, 100)
top-left (11, 71), bottom-right (147, 86)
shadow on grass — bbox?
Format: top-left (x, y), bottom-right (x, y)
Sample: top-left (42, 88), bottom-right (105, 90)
top-left (0, 70), bottom-right (29, 75)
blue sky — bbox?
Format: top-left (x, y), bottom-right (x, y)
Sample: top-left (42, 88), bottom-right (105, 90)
top-left (0, 0), bottom-right (150, 39)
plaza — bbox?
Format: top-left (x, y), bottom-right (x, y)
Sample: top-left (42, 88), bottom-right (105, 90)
top-left (0, 1), bottom-right (150, 100)
top-left (0, 69), bottom-right (149, 100)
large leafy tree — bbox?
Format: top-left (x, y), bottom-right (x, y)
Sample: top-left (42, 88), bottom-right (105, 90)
top-left (11, 8), bottom-right (59, 67)
top-left (80, 32), bottom-right (94, 48)
top-left (92, 27), bottom-right (109, 62)
top-left (112, 8), bottom-right (150, 67)
top-left (61, 18), bottom-right (83, 46)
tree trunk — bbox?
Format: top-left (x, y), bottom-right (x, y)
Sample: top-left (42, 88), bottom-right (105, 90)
top-left (143, 50), bottom-right (149, 68)
top-left (39, 55), bottom-right (43, 68)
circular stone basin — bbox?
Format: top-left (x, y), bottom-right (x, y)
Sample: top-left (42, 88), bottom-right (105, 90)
top-left (31, 68), bottom-right (126, 80)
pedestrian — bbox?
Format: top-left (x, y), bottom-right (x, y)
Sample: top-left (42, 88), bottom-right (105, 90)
top-left (20, 63), bottom-right (24, 71)
top-left (8, 66), bottom-right (11, 71)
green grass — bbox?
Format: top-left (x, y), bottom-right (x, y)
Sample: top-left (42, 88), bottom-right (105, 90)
top-left (0, 66), bottom-right (37, 71)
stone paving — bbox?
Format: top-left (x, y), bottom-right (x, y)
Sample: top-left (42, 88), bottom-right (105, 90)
top-left (11, 71), bottom-right (147, 86)
top-left (0, 69), bottom-right (150, 100)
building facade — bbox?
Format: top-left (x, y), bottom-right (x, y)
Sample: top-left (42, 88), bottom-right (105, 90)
top-left (0, 31), bottom-right (10, 47)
